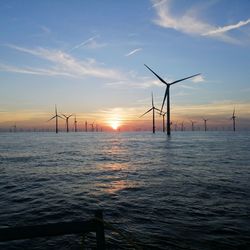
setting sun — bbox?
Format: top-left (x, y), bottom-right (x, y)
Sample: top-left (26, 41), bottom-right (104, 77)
top-left (109, 120), bottom-right (120, 130)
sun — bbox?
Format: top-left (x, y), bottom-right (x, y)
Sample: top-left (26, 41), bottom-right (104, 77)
top-left (110, 120), bottom-right (120, 130)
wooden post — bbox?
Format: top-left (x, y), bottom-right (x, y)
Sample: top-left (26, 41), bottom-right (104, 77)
top-left (95, 210), bottom-right (105, 250)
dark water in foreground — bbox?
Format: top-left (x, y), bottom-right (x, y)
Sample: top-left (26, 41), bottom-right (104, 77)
top-left (0, 132), bottom-right (250, 249)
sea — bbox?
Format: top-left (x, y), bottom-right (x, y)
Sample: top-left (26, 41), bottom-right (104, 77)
top-left (0, 131), bottom-right (249, 249)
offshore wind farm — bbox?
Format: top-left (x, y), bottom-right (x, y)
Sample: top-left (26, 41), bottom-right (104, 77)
top-left (1, 1), bottom-right (250, 250)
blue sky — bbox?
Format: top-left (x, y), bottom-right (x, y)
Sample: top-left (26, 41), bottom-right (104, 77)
top-left (1, 0), bottom-right (250, 130)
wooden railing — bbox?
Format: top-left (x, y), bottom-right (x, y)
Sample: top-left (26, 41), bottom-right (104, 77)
top-left (0, 210), bottom-right (105, 249)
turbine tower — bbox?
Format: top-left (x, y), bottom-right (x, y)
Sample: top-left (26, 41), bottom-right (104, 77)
top-left (85, 121), bottom-right (88, 132)
top-left (231, 108), bottom-right (236, 132)
top-left (62, 113), bottom-right (73, 133)
top-left (158, 111), bottom-right (167, 132)
top-left (144, 64), bottom-right (200, 135)
top-left (90, 122), bottom-right (95, 132)
top-left (203, 118), bottom-right (208, 132)
top-left (48, 105), bottom-right (63, 133)
top-left (190, 120), bottom-right (196, 131)
top-left (140, 93), bottom-right (161, 133)
top-left (74, 115), bottom-right (78, 132)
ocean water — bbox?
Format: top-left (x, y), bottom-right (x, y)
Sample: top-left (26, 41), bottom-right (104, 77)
top-left (0, 132), bottom-right (249, 249)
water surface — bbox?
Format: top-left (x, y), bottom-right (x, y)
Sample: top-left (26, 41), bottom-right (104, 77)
top-left (0, 132), bottom-right (249, 249)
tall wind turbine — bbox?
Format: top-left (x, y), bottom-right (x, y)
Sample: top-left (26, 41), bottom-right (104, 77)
top-left (140, 93), bottom-right (161, 133)
top-left (62, 113), bottom-right (73, 133)
top-left (203, 118), bottom-right (208, 132)
top-left (231, 108), bottom-right (236, 131)
top-left (48, 105), bottom-right (63, 133)
top-left (144, 64), bottom-right (200, 135)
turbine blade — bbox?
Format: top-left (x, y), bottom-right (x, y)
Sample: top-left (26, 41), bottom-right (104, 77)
top-left (233, 108), bottom-right (235, 117)
top-left (170, 73), bottom-right (201, 85)
top-left (140, 108), bottom-right (153, 118)
top-left (144, 64), bottom-right (168, 85)
top-left (155, 107), bottom-right (162, 113)
top-left (57, 115), bottom-right (64, 119)
top-left (61, 114), bottom-right (67, 119)
top-left (151, 92), bottom-right (154, 107)
top-left (47, 115), bottom-right (56, 122)
top-left (161, 87), bottom-right (168, 112)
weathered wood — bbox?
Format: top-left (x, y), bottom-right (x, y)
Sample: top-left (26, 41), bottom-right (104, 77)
top-left (95, 210), bottom-right (106, 250)
top-left (0, 211), bottom-right (105, 249)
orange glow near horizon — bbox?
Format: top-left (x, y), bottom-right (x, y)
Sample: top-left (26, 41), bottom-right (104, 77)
top-left (108, 119), bottom-right (121, 130)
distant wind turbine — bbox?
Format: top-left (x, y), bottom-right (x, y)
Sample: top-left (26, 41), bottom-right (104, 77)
top-left (190, 120), bottom-right (196, 131)
top-left (90, 122), bottom-right (95, 132)
top-left (48, 105), bottom-right (63, 133)
top-left (61, 113), bottom-right (73, 132)
top-left (13, 123), bottom-right (17, 133)
top-left (85, 121), bottom-right (88, 132)
top-left (231, 108), bottom-right (236, 131)
top-left (74, 115), bottom-right (78, 132)
top-left (144, 64), bottom-right (200, 135)
top-left (203, 118), bottom-right (208, 132)
top-left (158, 111), bottom-right (167, 132)
top-left (181, 121), bottom-right (184, 131)
top-left (140, 93), bottom-right (161, 133)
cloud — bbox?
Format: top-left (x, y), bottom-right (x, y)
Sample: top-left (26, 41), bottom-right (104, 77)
top-left (125, 48), bottom-right (142, 57)
top-left (203, 19), bottom-right (250, 36)
top-left (151, 0), bottom-right (249, 43)
top-left (2, 44), bottom-right (123, 80)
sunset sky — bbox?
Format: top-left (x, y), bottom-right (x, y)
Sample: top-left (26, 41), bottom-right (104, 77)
top-left (1, 0), bottom-right (250, 131)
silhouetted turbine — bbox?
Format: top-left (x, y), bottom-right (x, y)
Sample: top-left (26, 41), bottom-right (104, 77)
top-left (181, 121), bottom-right (184, 131)
top-left (90, 122), bottom-right (95, 132)
top-left (203, 118), bottom-right (208, 132)
top-left (231, 108), bottom-right (236, 132)
top-left (190, 120), bottom-right (196, 131)
top-left (157, 111), bottom-right (167, 132)
top-left (140, 93), bottom-right (161, 133)
top-left (144, 64), bottom-right (200, 135)
top-left (48, 105), bottom-right (63, 133)
top-left (74, 115), bottom-right (77, 132)
top-left (62, 113), bottom-right (73, 132)
top-left (85, 121), bottom-right (88, 132)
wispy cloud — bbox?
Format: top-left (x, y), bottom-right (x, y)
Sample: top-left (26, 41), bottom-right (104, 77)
top-left (125, 48), bottom-right (142, 57)
top-left (2, 44), bottom-right (123, 80)
top-left (203, 19), bottom-right (250, 36)
top-left (151, 0), bottom-right (250, 43)
top-left (69, 36), bottom-right (106, 52)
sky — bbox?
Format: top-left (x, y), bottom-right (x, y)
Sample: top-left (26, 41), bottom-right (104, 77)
top-left (1, 0), bottom-right (250, 131)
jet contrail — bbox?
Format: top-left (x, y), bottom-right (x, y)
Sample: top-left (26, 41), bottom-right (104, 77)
top-left (69, 35), bottom-right (99, 52)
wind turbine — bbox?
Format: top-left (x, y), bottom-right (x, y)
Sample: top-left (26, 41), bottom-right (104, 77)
top-left (85, 121), bottom-right (88, 132)
top-left (231, 108), bottom-right (236, 131)
top-left (203, 118), bottom-right (208, 132)
top-left (181, 121), bottom-right (184, 131)
top-left (158, 111), bottom-right (167, 132)
top-left (190, 120), bottom-right (196, 131)
top-left (48, 105), bottom-right (63, 133)
top-left (61, 113), bottom-right (73, 132)
top-left (89, 122), bottom-right (95, 132)
top-left (74, 115), bottom-right (78, 132)
top-left (174, 122), bottom-right (178, 131)
top-left (144, 64), bottom-right (200, 135)
top-left (140, 93), bottom-right (161, 133)
top-left (13, 123), bottom-right (17, 132)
